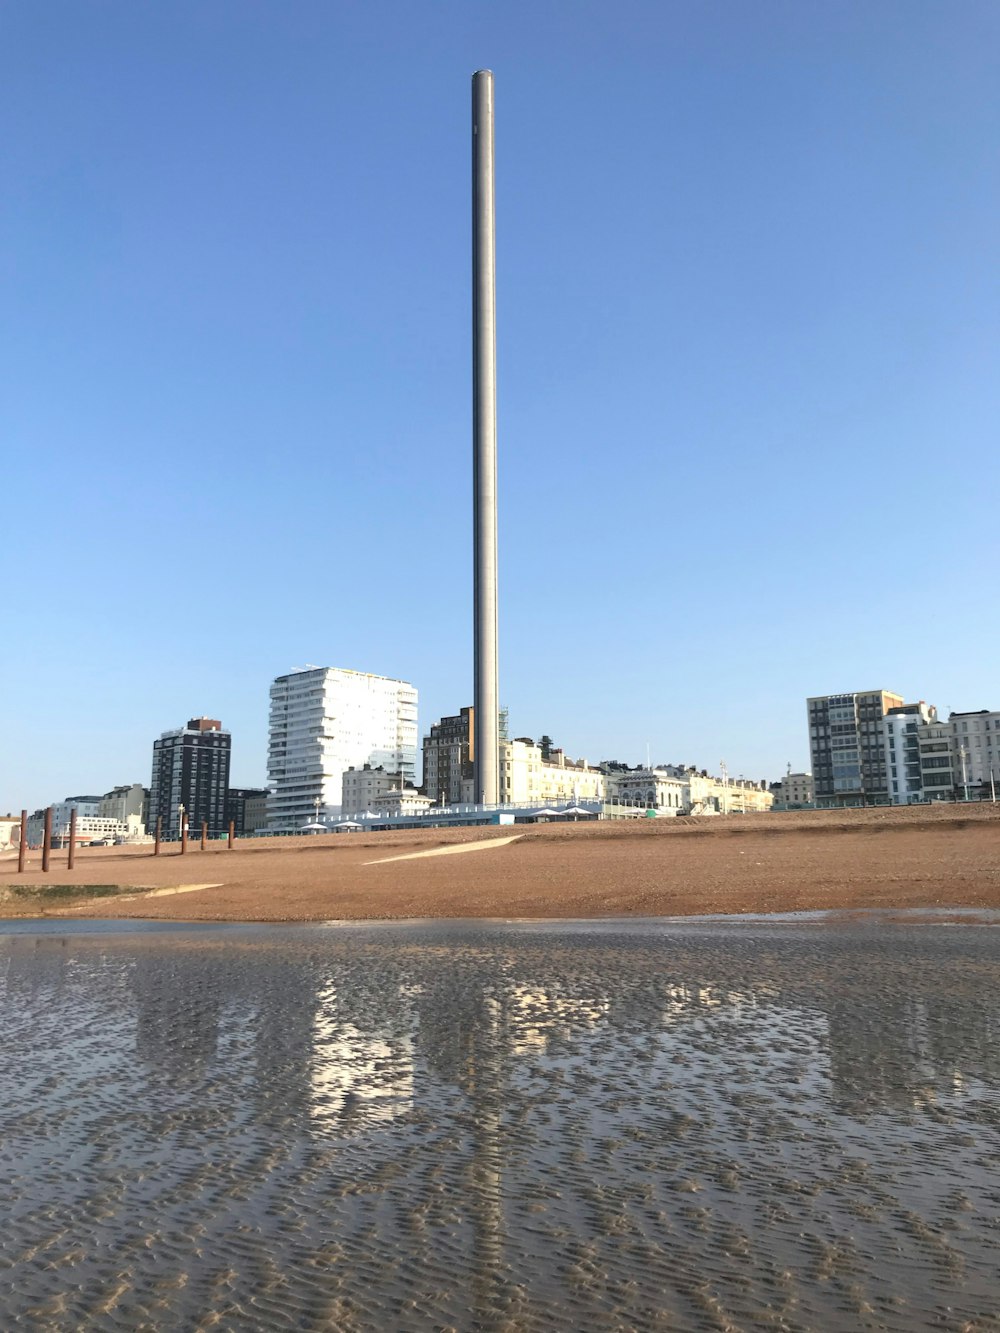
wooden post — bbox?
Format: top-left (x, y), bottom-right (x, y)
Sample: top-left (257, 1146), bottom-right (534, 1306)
top-left (154, 816), bottom-right (162, 855)
top-left (228, 820), bottom-right (234, 850)
top-left (180, 812), bottom-right (188, 854)
top-left (200, 820), bottom-right (207, 851)
top-left (17, 809), bottom-right (27, 873)
top-left (67, 809), bottom-right (77, 870)
top-left (42, 807), bottom-right (52, 873)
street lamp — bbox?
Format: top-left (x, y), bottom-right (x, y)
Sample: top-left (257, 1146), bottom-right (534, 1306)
top-left (177, 804), bottom-right (185, 841)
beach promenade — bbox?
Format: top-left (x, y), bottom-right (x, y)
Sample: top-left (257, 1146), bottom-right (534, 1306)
top-left (3, 803), bottom-right (998, 922)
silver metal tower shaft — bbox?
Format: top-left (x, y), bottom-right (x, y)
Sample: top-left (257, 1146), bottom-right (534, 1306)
top-left (472, 69), bottom-right (499, 805)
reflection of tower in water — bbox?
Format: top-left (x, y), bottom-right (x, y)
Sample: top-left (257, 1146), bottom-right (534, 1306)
top-left (133, 949), bottom-right (223, 1084)
top-left (250, 962), bottom-right (320, 1128)
top-left (413, 966), bottom-right (511, 1324)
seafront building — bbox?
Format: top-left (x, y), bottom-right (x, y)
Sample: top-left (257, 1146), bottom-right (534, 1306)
top-left (98, 783), bottom-right (148, 827)
top-left (421, 708), bottom-right (474, 807)
top-left (267, 667), bottom-right (418, 830)
top-left (882, 702), bottom-right (938, 804)
top-left (807, 690), bottom-right (904, 807)
top-left (950, 710), bottom-right (1000, 796)
top-left (499, 740), bottom-right (605, 806)
top-left (770, 770), bottom-right (814, 810)
top-left (26, 797), bottom-right (144, 846)
top-left (807, 691), bottom-right (999, 805)
top-left (242, 789), bottom-right (270, 835)
top-left (604, 765), bottom-right (773, 816)
top-left (603, 766), bottom-right (685, 812)
top-left (0, 815), bottom-right (22, 851)
top-left (227, 787), bottom-right (271, 836)
top-left (342, 764), bottom-right (413, 819)
top-left (343, 783), bottom-right (435, 820)
top-left (421, 710), bottom-right (605, 808)
top-left (149, 717), bottom-right (232, 838)
top-left (917, 718), bottom-right (957, 801)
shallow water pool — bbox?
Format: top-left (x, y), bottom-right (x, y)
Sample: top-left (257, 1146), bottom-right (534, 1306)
top-left (1, 914), bottom-right (998, 1330)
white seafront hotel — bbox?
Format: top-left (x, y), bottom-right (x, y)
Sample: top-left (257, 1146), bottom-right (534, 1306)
top-left (267, 667), bottom-right (418, 830)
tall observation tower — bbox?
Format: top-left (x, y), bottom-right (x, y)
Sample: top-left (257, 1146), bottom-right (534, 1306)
top-left (472, 70), bottom-right (499, 805)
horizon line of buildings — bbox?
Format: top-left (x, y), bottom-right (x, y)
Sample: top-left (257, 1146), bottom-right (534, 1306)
top-left (808, 690), bottom-right (1000, 808)
top-left (7, 671), bottom-right (997, 849)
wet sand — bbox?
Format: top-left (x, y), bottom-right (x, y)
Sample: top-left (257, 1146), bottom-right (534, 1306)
top-left (2, 803), bottom-right (999, 922)
top-left (1, 915), bottom-right (998, 1330)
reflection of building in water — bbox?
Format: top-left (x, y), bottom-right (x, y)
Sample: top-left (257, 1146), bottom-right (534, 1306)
top-left (311, 981), bottom-right (414, 1130)
top-left (825, 986), bottom-right (1000, 1113)
top-left (2, 936), bottom-right (74, 997)
top-left (507, 985), bottom-right (610, 1053)
top-left (660, 982), bottom-right (781, 1021)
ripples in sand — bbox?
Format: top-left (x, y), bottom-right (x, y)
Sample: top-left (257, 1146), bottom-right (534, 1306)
top-left (1, 914), bottom-right (998, 1330)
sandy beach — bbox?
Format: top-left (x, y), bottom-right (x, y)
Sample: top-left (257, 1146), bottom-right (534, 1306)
top-left (3, 802), bottom-right (998, 921)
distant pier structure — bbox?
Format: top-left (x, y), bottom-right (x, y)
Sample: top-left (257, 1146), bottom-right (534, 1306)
top-left (472, 69), bottom-right (499, 805)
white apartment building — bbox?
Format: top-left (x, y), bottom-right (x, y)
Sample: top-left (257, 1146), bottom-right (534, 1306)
top-left (268, 667), bottom-right (418, 830)
top-left (917, 721), bottom-right (956, 801)
top-left (883, 703), bottom-right (937, 804)
top-left (950, 710), bottom-right (1000, 795)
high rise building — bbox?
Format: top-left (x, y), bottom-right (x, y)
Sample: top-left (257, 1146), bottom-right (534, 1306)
top-left (267, 668), bottom-right (418, 830)
top-left (807, 690), bottom-right (903, 807)
top-left (149, 717), bottom-right (231, 838)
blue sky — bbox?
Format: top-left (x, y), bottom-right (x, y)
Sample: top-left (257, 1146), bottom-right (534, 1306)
top-left (2, 1), bottom-right (998, 810)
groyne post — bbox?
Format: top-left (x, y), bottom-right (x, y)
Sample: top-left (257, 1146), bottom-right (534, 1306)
top-left (154, 816), bottom-right (161, 855)
top-left (41, 807), bottom-right (52, 873)
top-left (201, 821), bottom-right (207, 851)
top-left (67, 809), bottom-right (77, 870)
top-left (228, 821), bottom-right (234, 850)
top-left (17, 810), bottom-right (26, 873)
